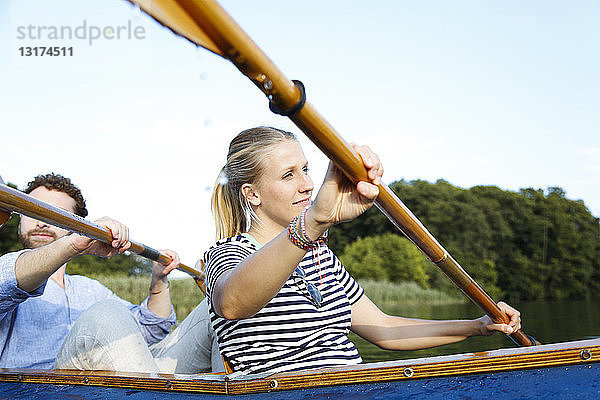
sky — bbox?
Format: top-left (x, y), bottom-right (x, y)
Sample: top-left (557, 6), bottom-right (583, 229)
top-left (1, 1), bottom-right (599, 276)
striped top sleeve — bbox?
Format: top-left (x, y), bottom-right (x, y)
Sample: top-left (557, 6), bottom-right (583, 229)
top-left (204, 236), bottom-right (257, 299)
top-left (331, 252), bottom-right (364, 305)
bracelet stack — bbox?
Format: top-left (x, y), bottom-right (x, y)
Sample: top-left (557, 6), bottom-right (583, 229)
top-left (287, 208), bottom-right (327, 251)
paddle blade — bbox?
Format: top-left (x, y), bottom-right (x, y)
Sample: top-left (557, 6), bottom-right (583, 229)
top-left (129, 0), bottom-right (224, 56)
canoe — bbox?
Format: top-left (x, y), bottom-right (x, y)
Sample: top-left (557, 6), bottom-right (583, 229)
top-left (1, 338), bottom-right (598, 399)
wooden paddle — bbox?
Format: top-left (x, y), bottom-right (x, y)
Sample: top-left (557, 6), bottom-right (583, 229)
top-left (128, 0), bottom-right (537, 346)
top-left (0, 178), bottom-right (206, 293)
top-left (0, 177), bottom-right (11, 230)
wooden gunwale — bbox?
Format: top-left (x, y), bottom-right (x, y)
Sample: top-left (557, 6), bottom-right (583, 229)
top-left (1, 339), bottom-right (597, 395)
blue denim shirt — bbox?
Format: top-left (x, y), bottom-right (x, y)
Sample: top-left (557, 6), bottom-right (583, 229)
top-left (0, 250), bottom-right (176, 369)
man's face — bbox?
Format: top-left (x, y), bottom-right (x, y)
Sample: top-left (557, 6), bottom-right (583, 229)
top-left (18, 187), bottom-right (77, 249)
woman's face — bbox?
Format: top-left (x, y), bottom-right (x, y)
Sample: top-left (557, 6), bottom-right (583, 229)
top-left (250, 140), bottom-right (314, 229)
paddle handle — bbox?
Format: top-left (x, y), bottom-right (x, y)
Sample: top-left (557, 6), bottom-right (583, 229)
top-left (0, 183), bottom-right (206, 293)
top-left (173, 0), bottom-right (535, 345)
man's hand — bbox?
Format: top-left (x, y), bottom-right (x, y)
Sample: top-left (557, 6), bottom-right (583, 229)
top-left (69, 217), bottom-right (131, 257)
top-left (147, 249), bottom-right (179, 318)
top-left (150, 249), bottom-right (179, 294)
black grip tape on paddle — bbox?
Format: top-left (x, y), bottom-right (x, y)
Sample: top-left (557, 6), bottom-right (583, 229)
top-left (139, 246), bottom-right (161, 261)
top-left (269, 80), bottom-right (306, 116)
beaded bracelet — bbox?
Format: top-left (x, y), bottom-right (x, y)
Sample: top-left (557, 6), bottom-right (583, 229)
top-left (288, 218), bottom-right (311, 250)
top-left (287, 209), bottom-right (327, 251)
top-left (299, 207), bottom-right (310, 243)
top-left (299, 207), bottom-right (328, 244)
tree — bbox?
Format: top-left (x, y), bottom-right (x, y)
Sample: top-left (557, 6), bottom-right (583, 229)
top-left (0, 214), bottom-right (22, 254)
top-left (66, 253), bottom-right (152, 277)
top-left (0, 183), bottom-right (23, 255)
top-left (331, 179), bottom-right (600, 301)
top-left (340, 233), bottom-right (430, 288)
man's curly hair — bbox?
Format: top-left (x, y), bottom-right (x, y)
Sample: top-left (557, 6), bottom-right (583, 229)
top-left (24, 173), bottom-right (88, 218)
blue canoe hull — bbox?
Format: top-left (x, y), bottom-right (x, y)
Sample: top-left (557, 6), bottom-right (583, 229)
top-left (1, 363), bottom-right (598, 399)
top-left (1, 339), bottom-right (598, 399)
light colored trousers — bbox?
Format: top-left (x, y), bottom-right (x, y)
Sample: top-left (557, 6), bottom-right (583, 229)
top-left (54, 298), bottom-right (224, 374)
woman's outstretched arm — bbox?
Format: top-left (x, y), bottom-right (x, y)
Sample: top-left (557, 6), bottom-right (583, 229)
top-left (350, 295), bottom-right (521, 350)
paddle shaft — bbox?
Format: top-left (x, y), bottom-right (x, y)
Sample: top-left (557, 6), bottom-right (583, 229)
top-left (165, 0), bottom-right (534, 346)
top-left (0, 177), bottom-right (9, 229)
top-left (0, 183), bottom-right (206, 289)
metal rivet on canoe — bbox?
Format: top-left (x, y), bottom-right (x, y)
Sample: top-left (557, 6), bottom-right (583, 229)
top-left (269, 379), bottom-right (278, 389)
top-left (166, 380), bottom-right (172, 389)
top-left (403, 367), bottom-right (414, 378)
top-left (580, 349), bottom-right (592, 360)
top-left (83, 377), bottom-right (89, 384)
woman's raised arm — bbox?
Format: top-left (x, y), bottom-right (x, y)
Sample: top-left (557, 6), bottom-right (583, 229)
top-left (210, 144), bottom-right (383, 320)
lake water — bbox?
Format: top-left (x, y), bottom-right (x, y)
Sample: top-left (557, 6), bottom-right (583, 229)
top-left (350, 299), bottom-right (600, 363)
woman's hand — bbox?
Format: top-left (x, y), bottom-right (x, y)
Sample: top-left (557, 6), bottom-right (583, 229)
top-left (477, 302), bottom-right (522, 336)
top-left (309, 144), bottom-right (383, 229)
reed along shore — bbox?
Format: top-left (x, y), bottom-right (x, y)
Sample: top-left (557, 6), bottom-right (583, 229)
top-left (91, 276), bottom-right (465, 323)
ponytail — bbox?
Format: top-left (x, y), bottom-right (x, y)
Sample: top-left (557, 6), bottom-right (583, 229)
top-left (211, 168), bottom-right (247, 240)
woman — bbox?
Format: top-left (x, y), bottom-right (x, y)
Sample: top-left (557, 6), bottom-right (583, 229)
top-left (203, 126), bottom-right (520, 375)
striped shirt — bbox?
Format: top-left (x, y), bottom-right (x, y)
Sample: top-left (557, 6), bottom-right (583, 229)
top-left (203, 234), bottom-right (364, 375)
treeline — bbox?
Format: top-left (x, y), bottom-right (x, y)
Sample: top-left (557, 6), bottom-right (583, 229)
top-left (330, 179), bottom-right (600, 301)
top-left (3, 179), bottom-right (599, 301)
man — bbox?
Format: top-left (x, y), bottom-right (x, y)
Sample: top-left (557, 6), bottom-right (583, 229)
top-left (0, 173), bottom-right (221, 373)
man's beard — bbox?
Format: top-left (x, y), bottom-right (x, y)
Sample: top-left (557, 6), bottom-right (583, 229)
top-left (19, 229), bottom-right (58, 249)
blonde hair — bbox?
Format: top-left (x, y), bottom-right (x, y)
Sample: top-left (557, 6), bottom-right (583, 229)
top-left (211, 126), bottom-right (297, 240)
